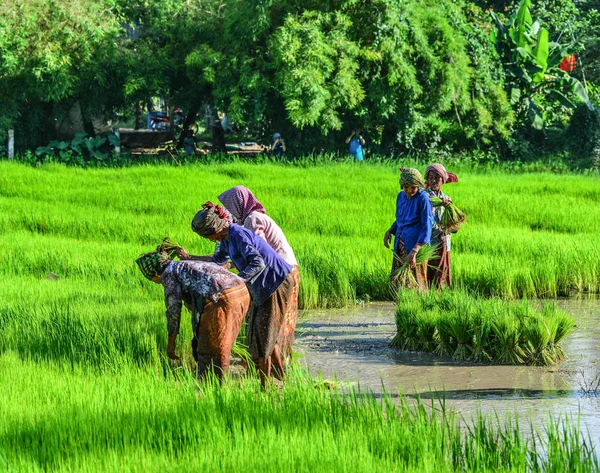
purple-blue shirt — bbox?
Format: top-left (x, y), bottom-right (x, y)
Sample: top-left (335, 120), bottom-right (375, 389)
top-left (389, 189), bottom-right (432, 254)
top-left (212, 224), bottom-right (292, 306)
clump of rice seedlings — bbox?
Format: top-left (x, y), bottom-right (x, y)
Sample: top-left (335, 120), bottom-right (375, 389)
top-left (471, 312), bottom-right (492, 363)
top-left (448, 312), bottom-right (473, 361)
top-left (429, 197), bottom-right (466, 232)
top-left (492, 307), bottom-right (526, 365)
top-left (390, 244), bottom-right (436, 289)
top-left (522, 316), bottom-right (554, 366)
top-left (434, 316), bottom-right (456, 357)
top-left (156, 236), bottom-right (182, 259)
top-left (392, 289), bottom-right (574, 366)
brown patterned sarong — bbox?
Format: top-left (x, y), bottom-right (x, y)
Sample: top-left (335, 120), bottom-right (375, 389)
top-left (195, 283), bottom-right (250, 379)
top-left (246, 271), bottom-right (295, 361)
top-left (389, 238), bottom-right (428, 293)
top-left (428, 238), bottom-right (451, 288)
top-left (279, 265), bottom-right (300, 360)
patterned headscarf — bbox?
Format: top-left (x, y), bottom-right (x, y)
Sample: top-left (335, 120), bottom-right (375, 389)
top-left (136, 251), bottom-right (170, 280)
top-left (399, 167), bottom-right (425, 189)
top-left (218, 186), bottom-right (266, 223)
top-left (425, 163), bottom-right (459, 184)
top-left (191, 202), bottom-right (230, 237)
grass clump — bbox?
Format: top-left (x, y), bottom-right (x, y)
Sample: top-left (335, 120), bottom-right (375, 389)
top-left (391, 290), bottom-right (575, 366)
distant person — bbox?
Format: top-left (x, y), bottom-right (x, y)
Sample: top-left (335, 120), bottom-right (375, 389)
top-left (135, 251), bottom-right (250, 380)
top-left (212, 119), bottom-right (227, 153)
top-left (383, 168), bottom-right (432, 292)
top-left (424, 163), bottom-right (458, 288)
top-left (272, 133), bottom-right (286, 157)
top-left (182, 129), bottom-right (197, 156)
top-left (345, 129), bottom-right (365, 161)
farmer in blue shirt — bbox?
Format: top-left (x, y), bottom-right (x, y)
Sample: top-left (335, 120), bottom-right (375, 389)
top-left (383, 168), bottom-right (432, 292)
top-left (190, 202), bottom-right (294, 386)
top-left (345, 128), bottom-right (365, 161)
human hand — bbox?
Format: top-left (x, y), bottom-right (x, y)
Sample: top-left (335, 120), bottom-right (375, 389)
top-left (442, 197), bottom-right (451, 207)
top-left (383, 230), bottom-right (392, 249)
top-left (177, 248), bottom-right (190, 259)
top-left (408, 250), bottom-right (417, 269)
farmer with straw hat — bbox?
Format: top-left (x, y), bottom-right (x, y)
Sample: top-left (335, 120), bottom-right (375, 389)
top-left (424, 163), bottom-right (458, 288)
top-left (189, 202), bottom-right (294, 387)
top-left (217, 186), bottom-right (299, 360)
top-left (383, 167), bottom-right (432, 292)
top-left (136, 250), bottom-right (250, 380)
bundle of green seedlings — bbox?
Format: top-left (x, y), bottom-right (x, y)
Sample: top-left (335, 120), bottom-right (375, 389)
top-left (156, 237), bottom-right (182, 259)
top-left (429, 197), bottom-right (466, 233)
top-left (391, 289), bottom-right (574, 366)
top-left (390, 244), bottom-right (437, 289)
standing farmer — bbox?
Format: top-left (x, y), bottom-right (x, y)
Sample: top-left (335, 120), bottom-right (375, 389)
top-left (345, 129), bottom-right (365, 161)
top-left (424, 163), bottom-right (458, 288)
top-left (136, 251), bottom-right (250, 380)
top-left (218, 186), bottom-right (299, 360)
top-left (190, 202), bottom-right (294, 386)
top-left (383, 168), bottom-right (432, 292)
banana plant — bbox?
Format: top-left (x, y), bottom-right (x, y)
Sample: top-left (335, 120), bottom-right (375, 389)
top-left (491, 0), bottom-right (593, 130)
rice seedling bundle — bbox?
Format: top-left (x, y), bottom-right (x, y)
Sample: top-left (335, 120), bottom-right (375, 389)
top-left (156, 236), bottom-right (183, 259)
top-left (390, 244), bottom-right (437, 289)
top-left (429, 197), bottom-right (466, 233)
top-left (392, 290), bottom-right (574, 366)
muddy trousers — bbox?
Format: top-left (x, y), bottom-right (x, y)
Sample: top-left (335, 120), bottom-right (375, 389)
top-left (194, 283), bottom-right (250, 380)
top-left (246, 271), bottom-right (296, 386)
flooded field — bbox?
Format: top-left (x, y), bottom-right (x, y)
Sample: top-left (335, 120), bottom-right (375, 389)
top-left (296, 299), bottom-right (600, 446)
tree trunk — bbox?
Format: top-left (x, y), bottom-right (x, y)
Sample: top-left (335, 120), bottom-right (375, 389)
top-left (176, 103), bottom-right (202, 149)
top-left (134, 102), bottom-right (141, 130)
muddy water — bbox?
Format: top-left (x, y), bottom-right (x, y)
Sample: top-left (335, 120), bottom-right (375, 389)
top-left (296, 299), bottom-right (600, 446)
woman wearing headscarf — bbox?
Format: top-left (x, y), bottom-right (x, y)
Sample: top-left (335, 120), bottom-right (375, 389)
top-left (135, 250), bottom-right (250, 380)
top-left (383, 168), bottom-right (433, 292)
top-left (424, 163), bottom-right (458, 288)
top-left (218, 186), bottom-right (299, 360)
top-left (190, 202), bottom-right (294, 386)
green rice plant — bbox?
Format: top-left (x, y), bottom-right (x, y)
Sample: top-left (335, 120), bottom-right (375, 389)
top-left (491, 311), bottom-right (526, 365)
top-left (447, 311), bottom-right (473, 361)
top-left (156, 236), bottom-right (182, 259)
top-left (430, 197), bottom-right (466, 233)
top-left (390, 292), bottom-right (422, 350)
top-left (522, 315), bottom-right (554, 366)
top-left (470, 311), bottom-right (493, 363)
top-left (390, 244), bottom-right (436, 290)
top-left (393, 290), bottom-right (573, 366)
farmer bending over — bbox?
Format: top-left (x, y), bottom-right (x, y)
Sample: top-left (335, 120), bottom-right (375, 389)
top-left (189, 202), bottom-right (294, 387)
top-left (136, 251), bottom-right (250, 380)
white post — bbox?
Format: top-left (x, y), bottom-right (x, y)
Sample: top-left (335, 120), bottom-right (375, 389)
top-left (113, 127), bottom-right (121, 155)
top-left (8, 129), bottom-right (14, 159)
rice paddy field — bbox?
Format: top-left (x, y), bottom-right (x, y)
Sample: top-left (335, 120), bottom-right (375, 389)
top-left (1, 159), bottom-right (600, 471)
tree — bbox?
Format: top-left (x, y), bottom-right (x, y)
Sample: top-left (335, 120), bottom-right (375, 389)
top-left (0, 0), bottom-right (124, 150)
top-left (491, 0), bottom-right (593, 131)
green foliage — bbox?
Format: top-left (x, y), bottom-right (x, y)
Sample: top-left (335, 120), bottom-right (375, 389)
top-left (34, 132), bottom-right (119, 165)
top-left (491, 0), bottom-right (593, 131)
top-left (0, 0), bottom-right (125, 149)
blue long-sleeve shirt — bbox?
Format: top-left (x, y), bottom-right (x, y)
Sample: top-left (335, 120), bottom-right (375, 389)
top-left (389, 190), bottom-right (432, 254)
top-left (212, 224), bottom-right (292, 306)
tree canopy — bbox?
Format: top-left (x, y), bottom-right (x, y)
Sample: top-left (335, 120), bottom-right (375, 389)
top-left (0, 0), bottom-right (597, 158)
